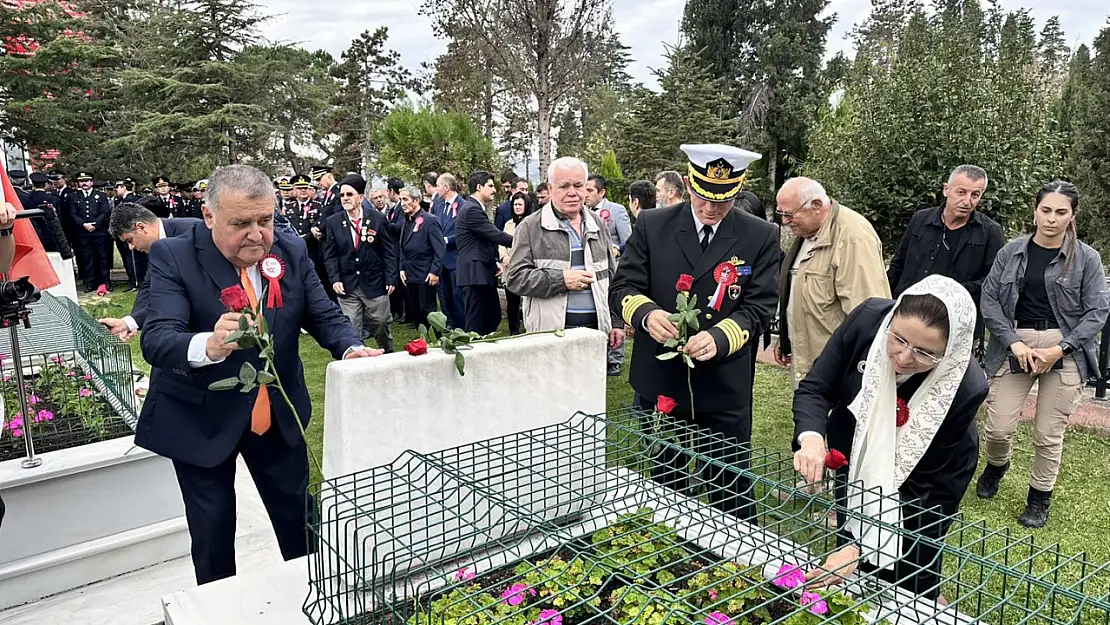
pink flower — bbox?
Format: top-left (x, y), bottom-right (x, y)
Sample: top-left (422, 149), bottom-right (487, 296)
top-left (12, 428), bottom-right (23, 438)
top-left (529, 609), bottom-right (563, 625)
top-left (38, 409), bottom-right (54, 422)
top-left (705, 612), bottom-right (735, 625)
top-left (79, 388), bottom-right (94, 398)
top-left (801, 592), bottom-right (828, 615)
top-left (66, 371), bottom-right (77, 377)
top-left (454, 567), bottom-right (476, 582)
top-left (51, 356), bottom-right (64, 365)
top-left (81, 374), bottom-right (93, 381)
top-left (10, 414), bottom-right (22, 428)
top-left (28, 394), bottom-right (40, 405)
top-left (773, 564), bottom-right (806, 590)
top-left (2, 374), bottom-right (9, 383)
top-left (500, 582), bottom-right (536, 607)
top-left (708, 589), bottom-right (719, 601)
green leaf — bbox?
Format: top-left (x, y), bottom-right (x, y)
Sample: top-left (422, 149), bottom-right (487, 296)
top-left (418, 324), bottom-right (428, 340)
top-left (689, 294), bottom-right (698, 309)
top-left (664, 338), bottom-right (678, 348)
top-left (238, 335), bottom-right (258, 349)
top-left (428, 311), bottom-right (448, 333)
top-left (208, 377), bottom-right (240, 391)
top-left (225, 330), bottom-right (245, 344)
top-left (454, 351), bottom-right (466, 376)
top-left (260, 344), bottom-right (274, 361)
top-left (675, 292), bottom-right (686, 310)
top-left (238, 315), bottom-right (249, 332)
top-left (240, 381), bottom-right (257, 393)
top-left (667, 313), bottom-right (681, 324)
top-left (657, 351), bottom-right (681, 360)
top-left (686, 312), bottom-right (701, 332)
top-left (257, 370), bottom-right (275, 384)
top-left (682, 353), bottom-right (696, 368)
top-left (239, 361), bottom-right (257, 384)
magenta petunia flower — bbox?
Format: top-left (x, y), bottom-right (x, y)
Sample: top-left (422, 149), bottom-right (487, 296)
top-left (51, 356), bottom-right (63, 365)
top-left (705, 612), bottom-right (735, 625)
top-left (28, 394), bottom-right (40, 405)
top-left (66, 370), bottom-right (77, 377)
top-left (500, 582), bottom-right (536, 607)
top-left (81, 374), bottom-right (93, 381)
top-left (12, 428), bottom-right (23, 438)
top-left (529, 609), bottom-right (563, 625)
top-left (79, 388), bottom-right (94, 398)
top-left (801, 591), bottom-right (828, 615)
top-left (454, 567), bottom-right (476, 582)
top-left (774, 564), bottom-right (806, 590)
top-left (38, 409), bottom-right (54, 422)
top-left (708, 589), bottom-right (719, 601)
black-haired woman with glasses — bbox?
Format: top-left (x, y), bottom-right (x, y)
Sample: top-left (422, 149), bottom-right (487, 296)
top-left (977, 181), bottom-right (1109, 528)
top-left (791, 275), bottom-right (987, 600)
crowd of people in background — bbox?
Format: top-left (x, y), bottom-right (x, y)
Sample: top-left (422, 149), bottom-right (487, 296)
top-left (7, 156), bottom-right (1110, 533)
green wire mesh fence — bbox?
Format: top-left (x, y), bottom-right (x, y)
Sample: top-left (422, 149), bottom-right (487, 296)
top-left (304, 408), bottom-right (1110, 625)
top-left (0, 293), bottom-right (138, 462)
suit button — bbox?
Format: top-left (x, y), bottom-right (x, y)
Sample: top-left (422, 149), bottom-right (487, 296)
top-left (355, 271), bottom-right (360, 275)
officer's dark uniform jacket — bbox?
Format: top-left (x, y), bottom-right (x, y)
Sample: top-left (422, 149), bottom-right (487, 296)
top-left (609, 203), bottom-right (781, 412)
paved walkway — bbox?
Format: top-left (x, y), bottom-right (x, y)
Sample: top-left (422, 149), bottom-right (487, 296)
top-left (754, 342), bottom-right (1110, 433)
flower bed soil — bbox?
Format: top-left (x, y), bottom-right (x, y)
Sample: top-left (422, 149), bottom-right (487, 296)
top-left (1, 356), bottom-right (131, 463)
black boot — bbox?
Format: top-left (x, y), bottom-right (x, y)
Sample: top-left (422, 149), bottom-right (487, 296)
top-left (1018, 486), bottom-right (1052, 528)
top-left (976, 461), bottom-right (1009, 499)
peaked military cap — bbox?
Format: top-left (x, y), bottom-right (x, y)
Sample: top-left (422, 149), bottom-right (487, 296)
top-left (30, 172), bottom-right (50, 184)
top-left (680, 144), bottom-right (761, 203)
top-left (290, 173), bottom-right (313, 189)
top-left (74, 171), bottom-right (94, 181)
top-left (153, 175), bottom-right (171, 186)
top-left (309, 164), bottom-right (333, 180)
top-left (194, 179), bottom-right (208, 192)
top-left (276, 176), bottom-right (293, 191)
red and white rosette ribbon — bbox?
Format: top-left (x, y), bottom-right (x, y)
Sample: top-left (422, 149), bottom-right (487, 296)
top-left (414, 216), bottom-right (424, 233)
top-left (600, 209), bottom-right (611, 221)
top-left (710, 262), bottom-right (738, 311)
top-left (259, 254), bottom-right (285, 309)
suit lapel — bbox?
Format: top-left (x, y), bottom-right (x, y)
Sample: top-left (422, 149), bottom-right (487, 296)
top-left (692, 213), bottom-right (738, 281)
top-left (673, 205), bottom-right (702, 271)
top-left (195, 226), bottom-right (239, 295)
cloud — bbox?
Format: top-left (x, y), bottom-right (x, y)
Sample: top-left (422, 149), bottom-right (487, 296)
top-left (256, 0), bottom-right (1106, 89)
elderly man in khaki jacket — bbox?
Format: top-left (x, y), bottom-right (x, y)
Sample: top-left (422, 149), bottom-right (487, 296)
top-left (505, 156), bottom-right (624, 351)
top-left (774, 177), bottom-right (890, 384)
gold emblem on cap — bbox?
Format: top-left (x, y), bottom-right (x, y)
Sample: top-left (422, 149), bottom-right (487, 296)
top-left (707, 163), bottom-right (733, 180)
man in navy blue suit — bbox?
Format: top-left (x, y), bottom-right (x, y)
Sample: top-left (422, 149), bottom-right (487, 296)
top-left (137, 165), bottom-right (379, 585)
top-left (456, 171), bottom-right (513, 335)
top-left (434, 173), bottom-right (466, 328)
top-left (99, 203), bottom-right (202, 340)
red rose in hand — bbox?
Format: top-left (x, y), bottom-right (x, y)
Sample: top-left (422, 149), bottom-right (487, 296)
top-left (220, 285), bottom-right (251, 312)
top-left (405, 338), bottom-right (428, 356)
top-left (896, 398), bottom-right (910, 427)
top-left (656, 395), bottom-right (677, 415)
top-left (824, 449), bottom-right (848, 470)
top-left (675, 274), bottom-right (694, 292)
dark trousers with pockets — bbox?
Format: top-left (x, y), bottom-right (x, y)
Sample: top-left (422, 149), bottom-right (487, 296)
top-left (505, 289), bottom-right (522, 335)
top-left (116, 239), bottom-right (139, 287)
top-left (462, 284), bottom-right (501, 335)
top-left (438, 269), bottom-right (465, 329)
top-left (172, 423), bottom-right (315, 586)
top-left (406, 282), bottom-right (438, 329)
top-left (76, 234), bottom-right (112, 289)
top-left (636, 397), bottom-right (756, 521)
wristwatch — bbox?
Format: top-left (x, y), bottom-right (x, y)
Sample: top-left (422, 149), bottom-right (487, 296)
top-left (1059, 342), bottom-right (1075, 356)
top-left (0, 227), bottom-right (13, 237)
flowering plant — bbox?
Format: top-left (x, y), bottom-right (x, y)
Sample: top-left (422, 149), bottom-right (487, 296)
top-left (416, 311), bottom-right (565, 377)
top-left (657, 273), bottom-right (700, 417)
top-left (207, 285), bottom-right (320, 473)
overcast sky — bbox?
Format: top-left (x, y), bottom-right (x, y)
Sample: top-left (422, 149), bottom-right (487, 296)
top-left (258, 0), bottom-right (1107, 90)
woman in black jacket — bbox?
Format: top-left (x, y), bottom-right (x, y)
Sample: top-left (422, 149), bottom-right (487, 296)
top-left (792, 275), bottom-right (987, 601)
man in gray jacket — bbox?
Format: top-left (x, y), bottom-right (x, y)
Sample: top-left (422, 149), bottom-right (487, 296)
top-left (506, 158), bottom-right (624, 357)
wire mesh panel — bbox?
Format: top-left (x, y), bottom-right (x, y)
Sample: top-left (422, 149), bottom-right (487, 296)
top-left (304, 408), bottom-right (1110, 625)
top-left (1, 293), bottom-right (139, 462)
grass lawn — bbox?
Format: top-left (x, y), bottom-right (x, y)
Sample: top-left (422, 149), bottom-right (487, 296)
top-left (82, 289), bottom-right (1110, 590)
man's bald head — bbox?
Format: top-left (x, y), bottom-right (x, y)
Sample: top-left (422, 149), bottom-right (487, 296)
top-left (776, 177), bottom-right (831, 239)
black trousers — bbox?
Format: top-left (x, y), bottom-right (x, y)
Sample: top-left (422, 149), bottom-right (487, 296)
top-left (172, 423), bottom-right (315, 585)
top-left (116, 239), bottom-right (138, 288)
top-left (134, 248), bottom-right (149, 285)
top-left (635, 397), bottom-right (756, 520)
top-left (505, 289), bottom-right (522, 335)
top-left (438, 269), bottom-right (465, 329)
top-left (462, 284), bottom-right (501, 335)
top-left (390, 280), bottom-right (408, 322)
top-left (406, 282), bottom-right (438, 329)
top-left (76, 234), bottom-right (112, 289)
top-left (306, 237), bottom-right (335, 302)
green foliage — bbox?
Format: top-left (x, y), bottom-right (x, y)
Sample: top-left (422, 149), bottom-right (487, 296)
top-left (804, 0), bottom-right (1061, 251)
top-left (1066, 26), bottom-right (1110, 255)
top-left (374, 104), bottom-right (499, 182)
top-left (591, 509), bottom-right (689, 584)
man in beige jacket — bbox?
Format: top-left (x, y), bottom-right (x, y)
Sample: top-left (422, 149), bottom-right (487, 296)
top-left (774, 177), bottom-right (890, 384)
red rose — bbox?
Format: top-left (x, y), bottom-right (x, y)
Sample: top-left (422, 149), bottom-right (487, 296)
top-left (675, 274), bottom-right (694, 292)
top-left (824, 449), bottom-right (848, 470)
top-left (96, 284), bottom-right (108, 296)
top-left (896, 398), bottom-right (910, 427)
top-left (656, 395), bottom-right (677, 415)
top-left (405, 338), bottom-right (428, 356)
top-left (220, 285), bottom-right (251, 312)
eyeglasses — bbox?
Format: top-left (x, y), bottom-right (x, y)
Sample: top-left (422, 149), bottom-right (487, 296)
top-left (887, 329), bottom-right (943, 365)
top-left (775, 200), bottom-right (812, 220)
top-left (339, 192), bottom-right (358, 198)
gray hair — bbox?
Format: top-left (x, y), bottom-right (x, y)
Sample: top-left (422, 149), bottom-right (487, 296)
top-left (948, 164), bottom-right (988, 188)
top-left (547, 156), bottom-right (589, 183)
top-left (205, 165), bottom-right (275, 212)
top-left (654, 170), bottom-right (684, 198)
top-left (784, 177), bottom-right (829, 207)
top-left (400, 186), bottom-right (422, 202)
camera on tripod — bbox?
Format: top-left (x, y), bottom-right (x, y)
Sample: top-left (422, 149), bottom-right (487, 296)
top-left (0, 276), bottom-right (40, 328)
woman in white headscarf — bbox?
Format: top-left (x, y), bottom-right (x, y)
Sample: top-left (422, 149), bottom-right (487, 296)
top-left (790, 275), bottom-right (987, 601)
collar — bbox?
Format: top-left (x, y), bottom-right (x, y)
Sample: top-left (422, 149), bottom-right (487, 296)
top-left (927, 206), bottom-right (983, 229)
top-left (156, 219), bottom-right (167, 240)
top-left (810, 200), bottom-right (842, 247)
top-left (540, 203), bottom-right (600, 233)
top-left (1017, 234), bottom-right (1071, 259)
top-left (689, 204), bottom-right (720, 235)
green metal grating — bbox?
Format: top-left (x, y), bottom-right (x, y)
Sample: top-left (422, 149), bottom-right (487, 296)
top-left (304, 408), bottom-right (1110, 625)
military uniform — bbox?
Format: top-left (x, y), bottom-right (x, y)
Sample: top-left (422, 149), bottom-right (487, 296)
top-left (148, 175), bottom-right (180, 218)
top-left (26, 172), bottom-right (74, 259)
top-left (111, 179), bottom-right (143, 288)
top-left (609, 144), bottom-right (780, 518)
top-left (178, 179), bottom-right (206, 219)
top-left (310, 164), bottom-right (341, 221)
top-left (64, 171), bottom-right (114, 291)
top-left (285, 173), bottom-right (335, 300)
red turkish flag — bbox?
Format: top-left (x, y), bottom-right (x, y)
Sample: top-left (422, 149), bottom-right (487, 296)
top-left (1, 168), bottom-right (60, 290)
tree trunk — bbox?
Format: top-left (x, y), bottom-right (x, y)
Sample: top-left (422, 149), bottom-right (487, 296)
top-left (766, 136), bottom-right (779, 198)
top-left (537, 95), bottom-right (553, 179)
top-left (483, 80), bottom-right (494, 140)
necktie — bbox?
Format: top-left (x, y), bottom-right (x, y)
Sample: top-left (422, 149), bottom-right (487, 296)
top-left (351, 218), bottom-right (360, 250)
top-left (700, 224), bottom-right (713, 252)
top-left (239, 268), bottom-right (271, 435)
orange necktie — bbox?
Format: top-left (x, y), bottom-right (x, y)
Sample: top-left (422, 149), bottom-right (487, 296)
top-left (240, 268), bottom-right (271, 435)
